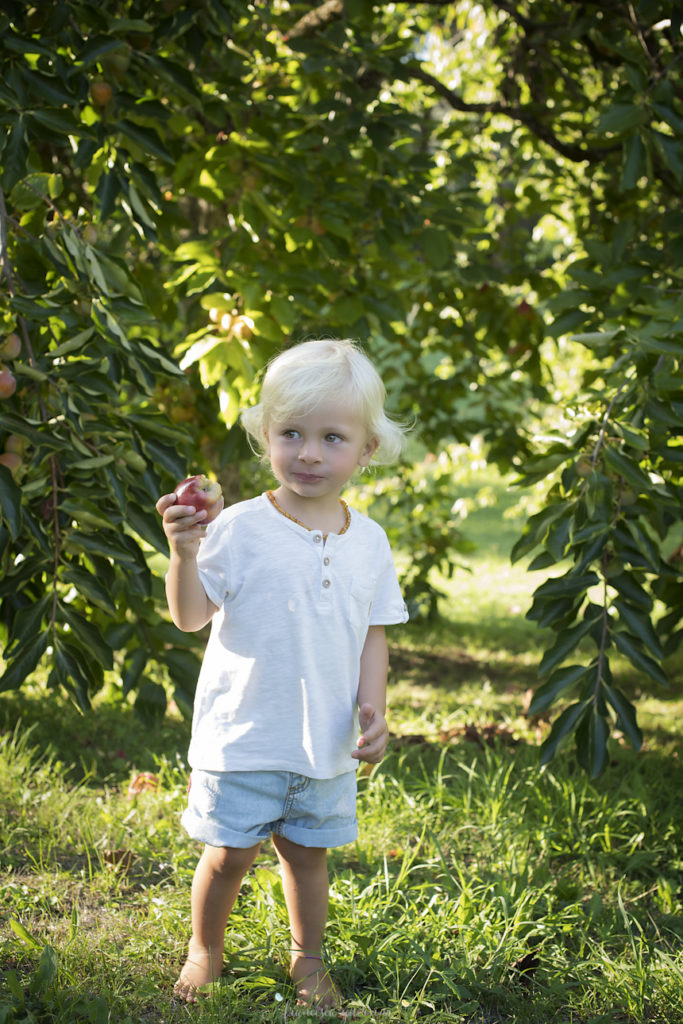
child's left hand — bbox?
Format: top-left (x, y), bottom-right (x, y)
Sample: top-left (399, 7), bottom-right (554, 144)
top-left (352, 703), bottom-right (389, 764)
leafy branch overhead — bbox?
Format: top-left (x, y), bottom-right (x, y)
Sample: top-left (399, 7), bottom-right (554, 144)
top-left (0, 1), bottom-right (681, 775)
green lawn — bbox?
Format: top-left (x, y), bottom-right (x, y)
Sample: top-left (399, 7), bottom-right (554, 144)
top-left (1, 474), bottom-right (682, 1023)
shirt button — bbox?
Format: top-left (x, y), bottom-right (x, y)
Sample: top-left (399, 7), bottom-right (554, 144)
top-left (323, 556), bottom-right (330, 566)
top-left (322, 579), bottom-right (331, 588)
top-left (313, 534), bottom-right (322, 543)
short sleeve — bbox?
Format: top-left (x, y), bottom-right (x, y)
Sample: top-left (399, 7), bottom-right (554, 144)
top-left (369, 532), bottom-right (409, 625)
top-left (196, 513), bottom-right (232, 609)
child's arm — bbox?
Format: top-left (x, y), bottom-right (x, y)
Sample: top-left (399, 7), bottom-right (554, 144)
top-left (352, 624), bottom-right (390, 764)
top-left (156, 493), bottom-right (218, 632)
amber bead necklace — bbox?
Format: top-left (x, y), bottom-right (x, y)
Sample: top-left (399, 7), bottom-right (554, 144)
top-left (266, 490), bottom-right (350, 538)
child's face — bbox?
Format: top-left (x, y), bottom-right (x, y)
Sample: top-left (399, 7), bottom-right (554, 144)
top-left (265, 401), bottom-right (377, 504)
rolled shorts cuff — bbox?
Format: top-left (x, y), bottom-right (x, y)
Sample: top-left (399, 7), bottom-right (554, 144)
top-left (182, 768), bottom-right (358, 849)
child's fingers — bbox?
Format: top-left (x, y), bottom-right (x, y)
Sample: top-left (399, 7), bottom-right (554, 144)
top-left (352, 736), bottom-right (387, 764)
top-left (352, 706), bottom-right (389, 763)
top-left (156, 493), bottom-right (177, 516)
top-left (358, 702), bottom-right (376, 733)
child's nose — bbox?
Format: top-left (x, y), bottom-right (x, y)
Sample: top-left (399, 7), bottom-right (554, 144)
top-left (298, 439), bottom-right (322, 462)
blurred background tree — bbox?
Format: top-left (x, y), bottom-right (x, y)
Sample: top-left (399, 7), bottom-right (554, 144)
top-left (0, 0), bottom-right (680, 773)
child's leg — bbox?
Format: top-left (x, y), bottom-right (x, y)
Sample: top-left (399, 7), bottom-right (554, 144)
top-left (175, 842), bottom-right (260, 1002)
top-left (271, 834), bottom-right (341, 1009)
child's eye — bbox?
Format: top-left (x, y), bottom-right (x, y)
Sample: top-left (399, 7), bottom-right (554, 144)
top-left (282, 429), bottom-right (300, 439)
top-left (325, 433), bottom-right (343, 443)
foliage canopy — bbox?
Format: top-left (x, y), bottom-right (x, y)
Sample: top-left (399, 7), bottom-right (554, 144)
top-left (0, 0), bottom-right (681, 773)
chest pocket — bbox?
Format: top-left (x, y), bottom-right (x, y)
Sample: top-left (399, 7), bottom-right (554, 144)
top-left (349, 578), bottom-right (376, 633)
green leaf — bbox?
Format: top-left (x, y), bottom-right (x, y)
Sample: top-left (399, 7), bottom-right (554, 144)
top-left (134, 679), bottom-right (167, 724)
top-left (122, 648), bottom-right (148, 696)
top-left (29, 108), bottom-right (90, 137)
top-left (603, 445), bottom-right (651, 492)
top-left (36, 945), bottom-right (59, 989)
top-left (4, 34), bottom-right (54, 57)
top-left (511, 502), bottom-right (568, 563)
top-left (527, 664), bottom-right (590, 715)
top-left (612, 422), bottom-right (649, 451)
top-left (9, 919), bottom-right (41, 949)
top-left (97, 169), bottom-right (122, 220)
top-left (546, 515), bottom-right (572, 561)
top-left (49, 327), bottom-right (96, 358)
top-left (613, 600), bottom-right (663, 660)
top-left (597, 102), bottom-right (644, 135)
top-left (651, 102), bottom-right (683, 135)
top-left (330, 295), bottom-right (365, 325)
top-left (125, 504), bottom-right (169, 556)
top-left (164, 647), bottom-right (202, 689)
top-left (540, 701), bottom-right (590, 765)
top-left (421, 226), bottom-right (452, 269)
top-left (2, 115), bottom-right (28, 190)
top-left (4, 595), bottom-right (51, 659)
top-left (0, 464), bottom-right (23, 539)
top-left (10, 172), bottom-right (62, 211)
top-left (0, 630), bottom-right (49, 693)
top-left (613, 523), bottom-right (660, 573)
top-left (576, 708), bottom-right (610, 778)
top-left (67, 530), bottom-right (139, 564)
top-left (538, 617), bottom-right (596, 678)
top-left (60, 606), bottom-right (113, 670)
top-left (117, 119), bottom-right (173, 163)
top-left (52, 637), bottom-right (93, 710)
top-left (620, 133), bottom-right (645, 191)
top-left (526, 595), bottom-right (579, 628)
top-left (610, 571), bottom-right (653, 612)
top-left (76, 35), bottom-right (125, 65)
top-left (653, 130), bottom-right (683, 181)
top-left (628, 523), bottom-right (662, 572)
top-left (614, 631), bottom-right (668, 687)
top-left (570, 328), bottom-right (623, 347)
top-left (534, 571), bottom-right (599, 601)
top-left (604, 684), bottom-right (643, 751)
top-left (61, 566), bottom-right (117, 615)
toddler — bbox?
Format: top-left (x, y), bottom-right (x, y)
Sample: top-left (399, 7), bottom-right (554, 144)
top-left (156, 338), bottom-right (408, 1009)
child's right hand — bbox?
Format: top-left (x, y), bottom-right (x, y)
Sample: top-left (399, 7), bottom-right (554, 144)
top-left (156, 492), bottom-right (210, 559)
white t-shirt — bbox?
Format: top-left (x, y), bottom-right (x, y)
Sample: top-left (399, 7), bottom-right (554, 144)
top-left (187, 493), bottom-right (408, 779)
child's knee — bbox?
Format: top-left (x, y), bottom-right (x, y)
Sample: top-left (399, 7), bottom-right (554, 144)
top-left (203, 842), bottom-right (260, 876)
top-left (273, 834), bottom-right (327, 867)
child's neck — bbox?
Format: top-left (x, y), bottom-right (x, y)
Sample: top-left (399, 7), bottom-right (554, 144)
top-left (269, 487), bottom-right (348, 536)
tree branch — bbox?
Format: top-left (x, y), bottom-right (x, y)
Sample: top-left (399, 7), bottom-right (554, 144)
top-left (285, 0), bottom-right (344, 41)
top-left (283, 8), bottom-right (616, 164)
top-left (405, 63), bottom-right (617, 164)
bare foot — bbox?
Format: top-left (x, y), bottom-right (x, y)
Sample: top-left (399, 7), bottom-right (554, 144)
top-left (291, 953), bottom-right (342, 1011)
top-left (173, 940), bottom-right (223, 1003)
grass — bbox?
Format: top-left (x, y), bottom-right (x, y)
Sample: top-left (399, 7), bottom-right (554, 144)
top-left (1, 470), bottom-right (682, 1023)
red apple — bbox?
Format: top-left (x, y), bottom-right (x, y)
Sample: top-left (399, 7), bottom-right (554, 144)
top-left (0, 452), bottom-right (21, 474)
top-left (0, 333), bottom-right (21, 359)
top-left (174, 474), bottom-right (223, 523)
top-left (0, 368), bottom-right (17, 399)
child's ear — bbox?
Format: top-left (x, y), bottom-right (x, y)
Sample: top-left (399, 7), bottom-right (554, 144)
top-left (359, 437), bottom-right (379, 467)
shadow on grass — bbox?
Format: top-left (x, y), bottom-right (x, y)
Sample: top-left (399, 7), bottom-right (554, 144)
top-left (389, 642), bottom-right (538, 691)
top-left (0, 686), bottom-right (191, 787)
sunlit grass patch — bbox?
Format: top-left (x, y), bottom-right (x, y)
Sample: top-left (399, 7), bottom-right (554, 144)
top-left (2, 469), bottom-right (682, 1023)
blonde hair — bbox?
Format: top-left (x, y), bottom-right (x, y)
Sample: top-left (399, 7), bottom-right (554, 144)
top-left (241, 339), bottom-right (406, 465)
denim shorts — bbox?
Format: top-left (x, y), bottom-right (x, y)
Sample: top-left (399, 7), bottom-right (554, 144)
top-left (182, 768), bottom-right (358, 849)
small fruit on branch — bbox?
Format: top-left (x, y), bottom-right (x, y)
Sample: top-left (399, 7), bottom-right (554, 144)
top-left (0, 368), bottom-right (17, 399)
top-left (0, 334), bottom-right (21, 359)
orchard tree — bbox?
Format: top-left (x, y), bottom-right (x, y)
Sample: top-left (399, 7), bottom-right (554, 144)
top-left (0, 1), bottom-right (681, 773)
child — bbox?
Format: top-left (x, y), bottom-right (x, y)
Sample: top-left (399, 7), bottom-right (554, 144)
top-left (156, 338), bottom-right (408, 1009)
